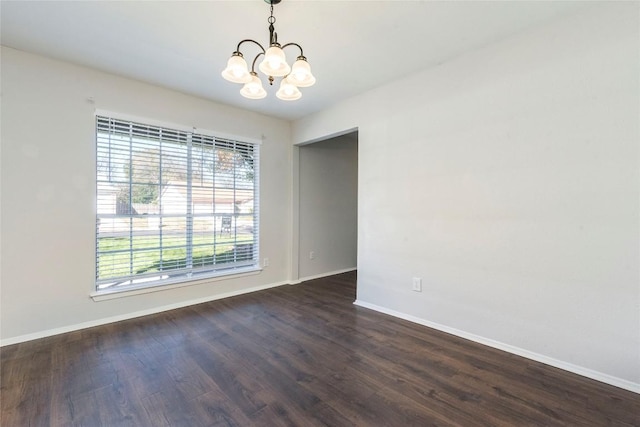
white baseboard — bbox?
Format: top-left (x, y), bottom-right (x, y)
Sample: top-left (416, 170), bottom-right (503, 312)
top-left (354, 300), bottom-right (640, 395)
top-left (0, 280), bottom-right (290, 347)
top-left (292, 267), bottom-right (357, 285)
top-left (2, 270), bottom-right (357, 346)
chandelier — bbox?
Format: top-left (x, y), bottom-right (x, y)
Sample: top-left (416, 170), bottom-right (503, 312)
top-left (221, 0), bottom-right (316, 101)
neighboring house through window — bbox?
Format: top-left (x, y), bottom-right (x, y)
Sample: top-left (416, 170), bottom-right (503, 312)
top-left (95, 115), bottom-right (260, 292)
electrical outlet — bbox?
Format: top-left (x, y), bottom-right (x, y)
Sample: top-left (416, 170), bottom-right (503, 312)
top-left (412, 277), bottom-right (422, 292)
top-left (309, 251), bottom-right (315, 260)
top-left (263, 258), bottom-right (269, 267)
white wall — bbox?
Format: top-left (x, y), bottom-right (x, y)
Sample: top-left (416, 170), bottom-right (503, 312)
top-left (298, 135), bottom-right (358, 278)
top-left (0, 47), bottom-right (292, 343)
top-left (293, 3), bottom-right (640, 389)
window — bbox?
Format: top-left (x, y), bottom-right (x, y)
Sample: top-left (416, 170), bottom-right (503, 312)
top-left (96, 115), bottom-right (259, 292)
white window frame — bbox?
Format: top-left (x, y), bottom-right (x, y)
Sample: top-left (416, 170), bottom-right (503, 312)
top-left (93, 112), bottom-right (260, 297)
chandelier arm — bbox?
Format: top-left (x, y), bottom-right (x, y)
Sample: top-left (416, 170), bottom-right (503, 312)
top-left (250, 52), bottom-right (265, 73)
top-left (235, 39), bottom-right (266, 54)
top-left (281, 42), bottom-right (305, 58)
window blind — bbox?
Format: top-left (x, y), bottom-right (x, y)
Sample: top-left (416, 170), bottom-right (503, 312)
top-left (96, 116), bottom-right (259, 292)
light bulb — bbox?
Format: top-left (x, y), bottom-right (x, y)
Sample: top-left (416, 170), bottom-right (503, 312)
top-left (240, 73), bottom-right (267, 100)
top-left (269, 59), bottom-right (281, 70)
top-left (289, 57), bottom-right (316, 87)
top-left (276, 78), bottom-right (302, 101)
top-left (259, 46), bottom-right (291, 77)
top-left (221, 53), bottom-right (251, 84)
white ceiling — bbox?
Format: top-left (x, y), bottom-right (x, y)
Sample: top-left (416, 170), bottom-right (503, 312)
top-left (1, 1), bottom-right (590, 121)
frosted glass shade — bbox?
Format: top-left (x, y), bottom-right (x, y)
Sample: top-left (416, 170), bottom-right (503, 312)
top-left (221, 54), bottom-right (252, 84)
top-left (276, 78), bottom-right (302, 101)
top-left (259, 46), bottom-right (291, 77)
top-left (289, 58), bottom-right (316, 87)
top-left (240, 74), bottom-right (267, 99)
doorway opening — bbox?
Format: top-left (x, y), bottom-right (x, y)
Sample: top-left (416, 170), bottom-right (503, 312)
top-left (296, 130), bottom-right (358, 281)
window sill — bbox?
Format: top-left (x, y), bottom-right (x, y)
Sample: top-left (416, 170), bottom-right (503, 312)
top-left (90, 267), bottom-right (262, 301)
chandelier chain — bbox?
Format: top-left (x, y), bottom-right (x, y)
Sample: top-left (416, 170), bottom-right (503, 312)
top-left (268, 3), bottom-right (275, 24)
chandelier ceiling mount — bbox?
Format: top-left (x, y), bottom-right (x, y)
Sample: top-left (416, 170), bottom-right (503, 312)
top-left (221, 0), bottom-right (315, 101)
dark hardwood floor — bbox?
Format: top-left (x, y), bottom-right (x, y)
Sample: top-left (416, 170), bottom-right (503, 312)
top-left (2, 271), bottom-right (639, 426)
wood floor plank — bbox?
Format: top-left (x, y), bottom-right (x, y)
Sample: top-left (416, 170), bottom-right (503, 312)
top-left (184, 337), bottom-right (269, 418)
top-left (191, 390), bottom-right (253, 427)
top-left (91, 380), bottom-right (154, 426)
top-left (2, 271), bottom-right (639, 426)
